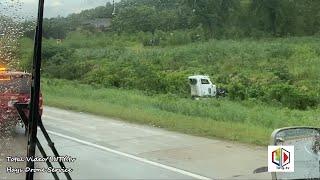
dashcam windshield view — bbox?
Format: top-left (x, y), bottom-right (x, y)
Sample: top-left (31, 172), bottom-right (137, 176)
top-left (0, 0), bottom-right (319, 180)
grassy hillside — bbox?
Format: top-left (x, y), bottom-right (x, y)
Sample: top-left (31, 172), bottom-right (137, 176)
top-left (16, 31), bottom-right (320, 145)
top-left (42, 78), bottom-right (320, 145)
top-left (15, 0), bottom-right (320, 146)
top-left (19, 32), bottom-right (320, 110)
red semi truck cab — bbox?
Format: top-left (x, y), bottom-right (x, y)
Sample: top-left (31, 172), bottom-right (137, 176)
top-left (0, 68), bottom-right (43, 132)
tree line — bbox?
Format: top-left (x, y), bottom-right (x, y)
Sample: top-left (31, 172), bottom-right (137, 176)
top-left (22, 0), bottom-right (320, 40)
top-left (17, 0), bottom-right (320, 110)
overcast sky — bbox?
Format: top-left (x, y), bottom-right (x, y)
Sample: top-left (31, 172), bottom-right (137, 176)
top-left (20, 0), bottom-right (114, 18)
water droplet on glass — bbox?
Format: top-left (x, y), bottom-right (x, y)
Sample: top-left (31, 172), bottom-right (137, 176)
top-left (1, 2), bottom-right (34, 177)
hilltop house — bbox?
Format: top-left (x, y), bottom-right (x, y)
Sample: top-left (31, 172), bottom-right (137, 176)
top-left (82, 18), bottom-right (112, 31)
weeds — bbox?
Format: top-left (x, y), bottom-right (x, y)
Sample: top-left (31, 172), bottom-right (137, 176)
top-left (42, 79), bottom-right (320, 145)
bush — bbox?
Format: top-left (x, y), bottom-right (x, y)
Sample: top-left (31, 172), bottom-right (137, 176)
top-left (228, 82), bottom-right (247, 100)
top-left (189, 25), bottom-right (206, 42)
top-left (161, 71), bottom-right (190, 95)
top-left (42, 43), bottom-right (73, 60)
top-left (44, 53), bottom-right (92, 80)
top-left (142, 37), bottom-right (160, 46)
top-left (18, 33), bottom-right (320, 110)
top-left (165, 31), bottom-right (192, 46)
top-left (267, 84), bottom-right (318, 110)
top-left (272, 65), bottom-right (293, 82)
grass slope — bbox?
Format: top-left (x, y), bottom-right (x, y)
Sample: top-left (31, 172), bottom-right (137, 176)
top-left (42, 79), bottom-right (320, 146)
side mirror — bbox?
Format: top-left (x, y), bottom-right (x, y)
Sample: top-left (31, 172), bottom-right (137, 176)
top-left (271, 127), bottom-right (320, 180)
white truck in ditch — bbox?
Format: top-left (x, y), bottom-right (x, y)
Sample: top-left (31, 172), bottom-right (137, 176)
top-left (188, 75), bottom-right (217, 97)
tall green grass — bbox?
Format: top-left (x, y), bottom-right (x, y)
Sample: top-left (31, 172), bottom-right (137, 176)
top-left (19, 34), bottom-right (320, 109)
top-left (42, 78), bottom-right (320, 146)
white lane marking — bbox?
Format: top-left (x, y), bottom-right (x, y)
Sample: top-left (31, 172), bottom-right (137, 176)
top-left (47, 130), bottom-right (212, 180)
top-left (43, 115), bottom-right (70, 122)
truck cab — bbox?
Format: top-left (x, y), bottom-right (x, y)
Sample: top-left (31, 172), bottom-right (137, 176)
top-left (0, 68), bottom-right (43, 133)
top-left (188, 75), bottom-right (216, 97)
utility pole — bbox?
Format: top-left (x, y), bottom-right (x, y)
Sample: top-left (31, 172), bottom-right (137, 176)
top-left (26, 0), bottom-right (44, 179)
top-left (112, 0), bottom-right (116, 16)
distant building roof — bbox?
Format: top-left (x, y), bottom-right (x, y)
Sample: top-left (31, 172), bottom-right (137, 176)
top-left (82, 18), bottom-right (112, 29)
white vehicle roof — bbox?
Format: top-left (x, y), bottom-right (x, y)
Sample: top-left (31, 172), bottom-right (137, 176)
top-left (188, 75), bottom-right (210, 79)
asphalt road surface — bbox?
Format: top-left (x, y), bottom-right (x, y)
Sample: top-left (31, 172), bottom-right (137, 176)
top-left (1, 107), bottom-right (271, 180)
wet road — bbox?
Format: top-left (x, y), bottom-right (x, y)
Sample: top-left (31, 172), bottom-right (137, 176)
top-left (1, 107), bottom-right (271, 179)
top-left (0, 132), bottom-right (27, 180)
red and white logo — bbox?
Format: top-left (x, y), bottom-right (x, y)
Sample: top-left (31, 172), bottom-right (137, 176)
top-left (268, 146), bottom-right (294, 172)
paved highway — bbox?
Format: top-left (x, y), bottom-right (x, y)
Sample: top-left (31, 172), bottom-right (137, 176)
top-left (1, 107), bottom-right (270, 179)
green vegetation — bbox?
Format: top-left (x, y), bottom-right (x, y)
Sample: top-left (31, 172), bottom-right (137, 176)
top-left (19, 34), bottom-right (320, 110)
top-left (23, 0), bottom-right (320, 39)
top-left (42, 78), bottom-right (320, 145)
top-left (18, 0), bottom-right (320, 110)
top-left (15, 0), bottom-right (320, 145)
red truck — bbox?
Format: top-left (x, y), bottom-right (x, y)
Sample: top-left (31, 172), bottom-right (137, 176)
top-left (0, 68), bottom-right (43, 135)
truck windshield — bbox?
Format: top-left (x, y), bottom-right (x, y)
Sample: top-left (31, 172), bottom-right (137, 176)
top-left (201, 79), bottom-right (210, 84)
top-left (189, 79), bottom-right (197, 85)
top-left (0, 75), bottom-right (31, 94)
